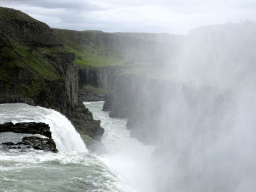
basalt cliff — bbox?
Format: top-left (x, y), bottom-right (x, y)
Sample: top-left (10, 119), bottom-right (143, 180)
top-left (0, 7), bottom-right (103, 143)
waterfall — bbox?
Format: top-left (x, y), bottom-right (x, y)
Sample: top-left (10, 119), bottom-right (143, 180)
top-left (0, 103), bottom-right (134, 192)
top-left (0, 103), bottom-right (87, 152)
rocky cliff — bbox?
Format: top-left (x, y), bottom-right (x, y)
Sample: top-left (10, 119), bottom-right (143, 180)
top-left (103, 21), bottom-right (256, 145)
top-left (53, 22), bottom-right (184, 107)
top-left (0, 7), bottom-right (103, 141)
top-left (78, 66), bottom-right (120, 101)
top-left (0, 6), bottom-right (185, 145)
top-left (103, 73), bottom-right (172, 143)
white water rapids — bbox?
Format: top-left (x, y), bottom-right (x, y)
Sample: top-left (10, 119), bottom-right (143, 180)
top-left (0, 103), bottom-right (87, 152)
top-left (85, 101), bottom-right (156, 192)
top-left (0, 102), bottom-right (155, 192)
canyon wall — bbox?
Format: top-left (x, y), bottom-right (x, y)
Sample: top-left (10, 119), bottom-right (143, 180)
top-left (0, 7), bottom-right (103, 141)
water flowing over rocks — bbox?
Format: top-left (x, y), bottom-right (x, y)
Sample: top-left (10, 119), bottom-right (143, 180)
top-left (0, 122), bottom-right (52, 138)
top-left (0, 122), bottom-right (58, 152)
top-left (3, 136), bottom-right (58, 153)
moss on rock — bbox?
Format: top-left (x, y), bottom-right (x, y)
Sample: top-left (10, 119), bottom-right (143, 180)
top-left (0, 6), bottom-right (104, 143)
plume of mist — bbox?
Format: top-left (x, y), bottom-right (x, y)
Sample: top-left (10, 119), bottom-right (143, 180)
top-left (149, 22), bottom-right (256, 192)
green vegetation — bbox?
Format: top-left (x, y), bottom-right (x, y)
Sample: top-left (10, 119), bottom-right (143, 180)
top-left (10, 39), bottom-right (61, 80)
top-left (0, 6), bottom-right (178, 101)
top-left (0, 46), bottom-right (22, 81)
top-left (65, 45), bottom-right (123, 68)
top-left (0, 8), bottom-right (16, 20)
top-left (54, 29), bottom-right (125, 68)
top-left (0, 6), bottom-right (38, 23)
top-left (0, 36), bottom-right (63, 97)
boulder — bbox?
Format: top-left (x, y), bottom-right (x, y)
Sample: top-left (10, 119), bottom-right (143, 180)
top-left (0, 122), bottom-right (52, 138)
top-left (0, 122), bottom-right (58, 152)
top-left (2, 136), bottom-right (58, 153)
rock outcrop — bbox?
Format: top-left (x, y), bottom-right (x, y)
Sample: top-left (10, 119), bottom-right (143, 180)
top-left (78, 66), bottom-right (119, 101)
top-left (102, 94), bottom-right (113, 111)
top-left (0, 122), bottom-right (58, 152)
top-left (0, 122), bottom-right (52, 138)
top-left (103, 73), bottom-right (175, 143)
top-left (2, 136), bottom-right (58, 153)
top-left (71, 102), bottom-right (104, 140)
top-left (105, 74), bottom-right (146, 118)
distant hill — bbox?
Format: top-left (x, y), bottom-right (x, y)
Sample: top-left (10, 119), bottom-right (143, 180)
top-left (54, 29), bottom-right (184, 68)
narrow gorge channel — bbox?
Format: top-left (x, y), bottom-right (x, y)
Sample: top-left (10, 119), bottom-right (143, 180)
top-left (84, 101), bottom-right (156, 192)
top-left (0, 102), bottom-right (155, 192)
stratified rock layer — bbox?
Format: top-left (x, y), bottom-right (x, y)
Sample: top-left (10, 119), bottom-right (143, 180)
top-left (0, 122), bottom-right (52, 138)
top-left (0, 122), bottom-right (58, 152)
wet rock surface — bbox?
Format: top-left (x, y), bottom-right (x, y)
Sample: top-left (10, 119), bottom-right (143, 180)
top-left (0, 122), bottom-right (52, 138)
top-left (72, 103), bottom-right (104, 141)
top-left (2, 136), bottom-right (58, 153)
top-left (0, 122), bottom-right (58, 152)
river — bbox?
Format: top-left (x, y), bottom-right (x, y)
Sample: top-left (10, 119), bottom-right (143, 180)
top-left (0, 102), bottom-right (155, 192)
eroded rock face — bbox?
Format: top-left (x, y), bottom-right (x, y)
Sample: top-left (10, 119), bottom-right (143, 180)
top-left (102, 94), bottom-right (113, 111)
top-left (72, 103), bottom-right (104, 141)
top-left (22, 136), bottom-right (57, 152)
top-left (2, 136), bottom-right (58, 153)
top-left (0, 122), bottom-right (52, 138)
top-left (107, 74), bottom-right (145, 118)
top-left (78, 66), bottom-right (119, 102)
top-left (103, 74), bottom-right (173, 144)
top-left (0, 122), bottom-right (58, 152)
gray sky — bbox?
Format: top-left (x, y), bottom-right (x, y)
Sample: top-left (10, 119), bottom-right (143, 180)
top-left (1, 0), bottom-right (256, 34)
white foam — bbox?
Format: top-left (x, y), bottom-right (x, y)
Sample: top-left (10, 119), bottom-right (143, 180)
top-left (0, 103), bottom-right (87, 152)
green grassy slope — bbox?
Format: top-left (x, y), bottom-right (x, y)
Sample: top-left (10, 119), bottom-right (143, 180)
top-left (0, 32), bottom-right (64, 98)
top-left (54, 28), bottom-right (185, 76)
top-left (54, 29), bottom-right (125, 68)
top-left (0, 5), bottom-right (184, 89)
top-left (0, 7), bottom-right (70, 103)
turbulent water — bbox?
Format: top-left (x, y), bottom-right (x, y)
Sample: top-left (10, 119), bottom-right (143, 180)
top-left (0, 103), bottom-right (87, 152)
top-left (0, 102), bottom-right (155, 192)
top-left (84, 102), bottom-right (156, 192)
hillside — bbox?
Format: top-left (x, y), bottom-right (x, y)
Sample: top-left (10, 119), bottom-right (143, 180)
top-left (54, 29), bottom-right (184, 69)
top-left (0, 6), bottom-right (70, 108)
top-left (0, 7), bottom-right (104, 142)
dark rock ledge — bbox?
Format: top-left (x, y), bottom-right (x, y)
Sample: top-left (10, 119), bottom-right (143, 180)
top-left (0, 122), bottom-right (58, 152)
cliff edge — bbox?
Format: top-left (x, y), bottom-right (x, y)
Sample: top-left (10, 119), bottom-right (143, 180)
top-left (0, 7), bottom-right (103, 141)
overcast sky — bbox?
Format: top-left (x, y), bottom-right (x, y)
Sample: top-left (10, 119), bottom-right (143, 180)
top-left (1, 0), bottom-right (255, 34)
